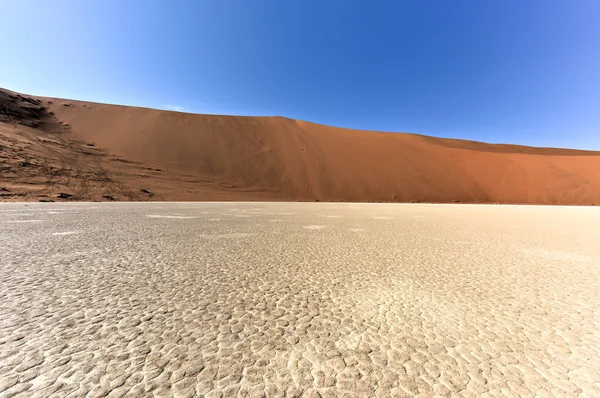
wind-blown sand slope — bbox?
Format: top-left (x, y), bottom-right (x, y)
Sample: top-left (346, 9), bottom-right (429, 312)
top-left (2, 87), bottom-right (600, 204)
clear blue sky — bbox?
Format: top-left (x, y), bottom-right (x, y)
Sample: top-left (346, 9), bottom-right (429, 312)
top-left (2, 1), bottom-right (599, 149)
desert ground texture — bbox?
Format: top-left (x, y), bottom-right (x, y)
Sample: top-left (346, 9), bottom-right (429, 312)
top-left (1, 202), bottom-right (599, 397)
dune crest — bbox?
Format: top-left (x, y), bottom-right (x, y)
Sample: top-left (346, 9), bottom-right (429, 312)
top-left (1, 87), bottom-right (599, 204)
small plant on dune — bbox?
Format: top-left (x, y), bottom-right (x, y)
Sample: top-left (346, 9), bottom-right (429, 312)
top-left (0, 101), bottom-right (14, 124)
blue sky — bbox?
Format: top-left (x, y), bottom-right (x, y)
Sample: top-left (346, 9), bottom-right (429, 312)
top-left (2, 1), bottom-right (599, 149)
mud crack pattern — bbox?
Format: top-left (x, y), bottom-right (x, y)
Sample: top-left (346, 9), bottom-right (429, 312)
top-left (1, 203), bottom-right (599, 397)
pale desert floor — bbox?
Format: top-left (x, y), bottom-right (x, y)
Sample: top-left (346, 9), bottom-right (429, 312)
top-left (1, 203), bottom-right (599, 398)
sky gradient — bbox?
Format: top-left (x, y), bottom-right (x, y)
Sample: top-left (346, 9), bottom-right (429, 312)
top-left (2, 1), bottom-right (599, 149)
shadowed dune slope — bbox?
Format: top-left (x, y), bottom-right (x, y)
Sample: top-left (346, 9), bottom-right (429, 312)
top-left (2, 87), bottom-right (600, 204)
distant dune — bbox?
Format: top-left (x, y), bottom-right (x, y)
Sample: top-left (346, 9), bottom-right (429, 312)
top-left (1, 87), bottom-right (599, 204)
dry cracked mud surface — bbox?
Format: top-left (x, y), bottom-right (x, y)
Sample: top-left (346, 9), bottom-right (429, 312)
top-left (1, 202), bottom-right (599, 397)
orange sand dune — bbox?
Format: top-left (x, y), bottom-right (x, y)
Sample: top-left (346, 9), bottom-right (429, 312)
top-left (1, 87), bottom-right (599, 204)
